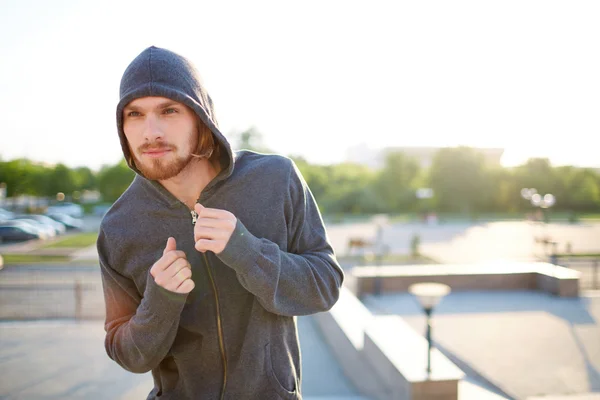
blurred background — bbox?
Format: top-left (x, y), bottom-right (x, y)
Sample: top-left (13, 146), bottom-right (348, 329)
top-left (1, 1), bottom-right (599, 399)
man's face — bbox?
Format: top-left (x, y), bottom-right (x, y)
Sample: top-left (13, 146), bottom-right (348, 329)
top-left (123, 96), bottom-right (199, 180)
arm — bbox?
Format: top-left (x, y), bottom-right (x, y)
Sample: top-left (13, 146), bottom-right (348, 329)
top-left (99, 230), bottom-right (189, 373)
top-left (215, 160), bottom-right (344, 316)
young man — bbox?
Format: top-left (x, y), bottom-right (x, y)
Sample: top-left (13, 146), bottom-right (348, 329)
top-left (98, 46), bottom-right (344, 400)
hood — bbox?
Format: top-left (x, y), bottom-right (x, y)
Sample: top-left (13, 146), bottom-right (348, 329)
top-left (116, 46), bottom-right (234, 180)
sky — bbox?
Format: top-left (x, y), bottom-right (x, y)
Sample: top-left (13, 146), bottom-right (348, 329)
top-left (1, 0), bottom-right (599, 171)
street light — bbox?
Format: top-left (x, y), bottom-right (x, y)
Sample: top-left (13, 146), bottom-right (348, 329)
top-left (521, 188), bottom-right (555, 221)
top-left (522, 188), bottom-right (556, 259)
top-left (408, 282), bottom-right (451, 377)
top-left (371, 214), bottom-right (389, 296)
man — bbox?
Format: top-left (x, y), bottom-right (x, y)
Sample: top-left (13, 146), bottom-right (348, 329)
top-left (98, 46), bottom-right (344, 400)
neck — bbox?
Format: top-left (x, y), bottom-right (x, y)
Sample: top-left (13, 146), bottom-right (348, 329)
top-left (159, 157), bottom-right (220, 210)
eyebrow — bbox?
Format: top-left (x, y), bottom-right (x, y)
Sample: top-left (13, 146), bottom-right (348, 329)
top-left (124, 101), bottom-right (181, 112)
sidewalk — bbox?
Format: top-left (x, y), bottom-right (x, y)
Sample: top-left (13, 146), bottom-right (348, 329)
top-left (0, 316), bottom-right (364, 400)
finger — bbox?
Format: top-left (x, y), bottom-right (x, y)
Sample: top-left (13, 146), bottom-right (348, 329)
top-left (166, 258), bottom-right (191, 278)
top-left (194, 226), bottom-right (223, 242)
top-left (176, 279), bottom-right (195, 294)
top-left (194, 203), bottom-right (204, 215)
top-left (151, 250), bottom-right (187, 276)
top-left (160, 250), bottom-right (187, 268)
top-left (195, 217), bottom-right (236, 230)
top-left (163, 267), bottom-right (192, 292)
top-left (173, 266), bottom-right (192, 284)
top-left (196, 206), bottom-right (230, 219)
top-left (163, 237), bottom-right (177, 256)
top-left (195, 238), bottom-right (219, 253)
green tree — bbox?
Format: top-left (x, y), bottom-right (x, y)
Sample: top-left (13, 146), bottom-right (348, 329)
top-left (48, 164), bottom-right (77, 198)
top-left (73, 167), bottom-right (97, 191)
top-left (230, 126), bottom-right (271, 153)
top-left (428, 147), bottom-right (490, 214)
top-left (320, 163), bottom-right (381, 215)
top-left (97, 160), bottom-right (135, 202)
top-left (374, 151), bottom-right (420, 213)
top-left (553, 166), bottom-right (600, 211)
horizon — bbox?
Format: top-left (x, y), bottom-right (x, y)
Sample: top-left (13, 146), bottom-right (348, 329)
top-left (1, 0), bottom-right (599, 171)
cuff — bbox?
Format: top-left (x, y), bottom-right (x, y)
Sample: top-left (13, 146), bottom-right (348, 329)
top-left (138, 270), bottom-right (189, 320)
top-left (217, 219), bottom-right (261, 272)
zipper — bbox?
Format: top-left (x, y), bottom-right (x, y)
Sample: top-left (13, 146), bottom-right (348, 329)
top-left (192, 211), bottom-right (227, 400)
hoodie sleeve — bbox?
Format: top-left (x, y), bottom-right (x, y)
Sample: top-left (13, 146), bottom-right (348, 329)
top-left (216, 159), bottom-right (344, 316)
top-left (98, 227), bottom-right (188, 373)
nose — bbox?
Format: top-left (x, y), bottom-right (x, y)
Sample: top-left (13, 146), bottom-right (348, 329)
top-left (143, 114), bottom-right (163, 142)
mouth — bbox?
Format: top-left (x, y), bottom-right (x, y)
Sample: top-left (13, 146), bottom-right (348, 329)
top-left (143, 149), bottom-right (172, 158)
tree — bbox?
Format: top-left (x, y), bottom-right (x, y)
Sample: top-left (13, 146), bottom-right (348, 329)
top-left (48, 164), bottom-right (77, 198)
top-left (97, 160), bottom-right (135, 202)
top-left (553, 166), bottom-right (600, 211)
top-left (73, 167), bottom-right (97, 191)
top-left (428, 147), bottom-right (490, 214)
top-left (230, 126), bottom-right (271, 153)
top-left (374, 151), bottom-right (420, 213)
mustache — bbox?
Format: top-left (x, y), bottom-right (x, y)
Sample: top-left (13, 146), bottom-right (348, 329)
top-left (138, 142), bottom-right (176, 153)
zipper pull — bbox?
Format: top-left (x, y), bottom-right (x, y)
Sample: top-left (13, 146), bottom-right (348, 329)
top-left (191, 210), bottom-right (198, 225)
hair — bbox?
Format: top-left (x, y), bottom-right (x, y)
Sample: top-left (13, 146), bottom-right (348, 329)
top-left (192, 118), bottom-right (220, 162)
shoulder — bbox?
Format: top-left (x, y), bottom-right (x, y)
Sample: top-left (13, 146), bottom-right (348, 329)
top-left (231, 151), bottom-right (297, 182)
top-left (99, 175), bottom-right (146, 236)
top-left (234, 150), bottom-right (294, 171)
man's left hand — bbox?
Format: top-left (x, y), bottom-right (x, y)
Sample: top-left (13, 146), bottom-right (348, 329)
top-left (193, 203), bottom-right (237, 254)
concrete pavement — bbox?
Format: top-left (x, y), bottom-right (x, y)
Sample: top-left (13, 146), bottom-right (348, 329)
top-left (364, 291), bottom-right (600, 399)
top-left (0, 316), bottom-right (365, 400)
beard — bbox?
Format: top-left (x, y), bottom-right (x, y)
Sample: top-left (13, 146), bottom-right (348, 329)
top-left (132, 135), bottom-right (198, 181)
top-left (136, 151), bottom-right (192, 180)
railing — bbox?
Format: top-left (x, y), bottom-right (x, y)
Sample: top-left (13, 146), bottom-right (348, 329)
top-left (555, 256), bottom-right (599, 290)
top-left (0, 269), bottom-right (104, 320)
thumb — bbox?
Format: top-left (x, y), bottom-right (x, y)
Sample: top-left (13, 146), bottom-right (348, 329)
top-left (194, 203), bottom-right (204, 214)
top-left (163, 237), bottom-right (176, 255)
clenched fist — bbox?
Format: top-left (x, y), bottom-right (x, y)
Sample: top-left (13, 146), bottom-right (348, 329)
top-left (193, 203), bottom-right (237, 254)
top-left (150, 237), bottom-right (195, 293)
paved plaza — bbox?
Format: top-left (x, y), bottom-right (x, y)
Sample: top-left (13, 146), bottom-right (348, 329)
top-left (326, 220), bottom-right (600, 263)
top-left (1, 217), bottom-right (599, 399)
top-left (364, 291), bottom-right (600, 399)
top-left (0, 316), bottom-right (364, 400)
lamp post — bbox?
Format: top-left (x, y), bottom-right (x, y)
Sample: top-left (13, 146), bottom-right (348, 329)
top-left (408, 282), bottom-right (451, 377)
top-left (521, 188), bottom-right (557, 258)
top-left (371, 214), bottom-right (389, 296)
top-left (416, 188), bottom-right (435, 224)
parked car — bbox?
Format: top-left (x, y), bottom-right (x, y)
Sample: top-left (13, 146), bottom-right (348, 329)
top-left (46, 213), bottom-right (84, 230)
top-left (12, 214), bottom-right (67, 235)
top-left (6, 218), bottom-right (55, 238)
top-left (46, 202), bottom-right (84, 218)
top-left (0, 208), bottom-right (14, 221)
top-left (0, 222), bottom-right (47, 242)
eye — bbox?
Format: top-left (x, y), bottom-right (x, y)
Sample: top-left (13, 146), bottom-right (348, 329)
top-left (126, 111), bottom-right (141, 117)
top-left (164, 108), bottom-right (178, 115)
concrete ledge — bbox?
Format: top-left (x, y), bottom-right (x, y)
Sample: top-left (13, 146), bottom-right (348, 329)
top-left (350, 262), bottom-right (580, 298)
top-left (314, 287), bottom-right (465, 400)
top-left (314, 288), bottom-right (391, 400)
top-left (364, 316), bottom-right (464, 400)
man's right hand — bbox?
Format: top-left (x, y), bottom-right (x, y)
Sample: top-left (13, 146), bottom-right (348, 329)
top-left (150, 237), bottom-right (195, 293)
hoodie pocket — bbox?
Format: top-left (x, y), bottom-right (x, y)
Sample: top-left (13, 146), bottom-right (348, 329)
top-left (264, 343), bottom-right (298, 400)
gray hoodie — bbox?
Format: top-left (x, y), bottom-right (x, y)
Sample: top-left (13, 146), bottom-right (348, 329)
top-left (98, 46), bottom-right (344, 400)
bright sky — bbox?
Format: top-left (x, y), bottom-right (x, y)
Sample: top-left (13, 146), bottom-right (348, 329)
top-left (1, 0), bottom-right (599, 171)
